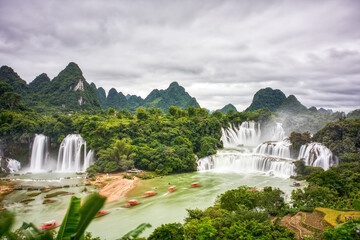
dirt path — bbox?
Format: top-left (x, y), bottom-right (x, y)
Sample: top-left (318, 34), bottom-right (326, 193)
top-left (86, 173), bottom-right (140, 203)
top-left (280, 211), bottom-right (328, 239)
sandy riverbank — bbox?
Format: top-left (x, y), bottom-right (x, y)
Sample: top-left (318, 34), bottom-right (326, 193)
top-left (86, 173), bottom-right (140, 203)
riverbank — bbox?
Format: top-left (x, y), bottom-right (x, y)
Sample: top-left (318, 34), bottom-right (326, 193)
top-left (85, 173), bottom-right (140, 203)
top-left (0, 180), bottom-right (16, 209)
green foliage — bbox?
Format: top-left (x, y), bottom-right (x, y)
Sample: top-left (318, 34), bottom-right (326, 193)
top-left (294, 160), bottom-right (323, 179)
top-left (289, 132), bottom-right (312, 157)
top-left (118, 223), bottom-right (151, 240)
top-left (56, 194), bottom-right (106, 240)
top-left (147, 223), bottom-right (184, 240)
top-left (313, 118), bottom-right (360, 161)
top-left (321, 220), bottom-right (360, 240)
top-left (96, 138), bottom-right (135, 172)
top-left (184, 217), bottom-right (217, 240)
top-left (0, 210), bottom-right (14, 238)
top-left (56, 196), bottom-right (81, 240)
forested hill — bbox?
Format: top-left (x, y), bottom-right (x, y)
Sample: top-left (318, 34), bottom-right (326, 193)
top-left (245, 87), bottom-right (287, 112)
top-left (217, 103), bottom-right (237, 114)
top-left (91, 81), bottom-right (200, 113)
top-left (0, 63), bottom-right (100, 113)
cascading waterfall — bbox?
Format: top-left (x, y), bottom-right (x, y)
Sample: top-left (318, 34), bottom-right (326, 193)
top-left (298, 142), bottom-right (338, 170)
top-left (197, 150), bottom-right (295, 178)
top-left (83, 149), bottom-right (95, 172)
top-left (7, 159), bottom-right (21, 173)
top-left (255, 139), bottom-right (291, 159)
top-left (270, 123), bottom-right (286, 141)
top-left (30, 134), bottom-right (50, 172)
top-left (57, 134), bottom-right (90, 172)
top-left (199, 121), bottom-right (297, 178)
top-left (221, 121), bottom-right (261, 147)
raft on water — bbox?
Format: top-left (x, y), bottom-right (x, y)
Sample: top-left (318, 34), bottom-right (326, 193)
top-left (142, 191), bottom-right (158, 197)
top-left (124, 199), bottom-right (139, 208)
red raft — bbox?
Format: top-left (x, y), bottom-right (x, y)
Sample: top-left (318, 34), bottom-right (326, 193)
top-left (168, 186), bottom-right (177, 192)
top-left (190, 182), bottom-right (200, 188)
top-left (124, 199), bottom-right (139, 208)
top-left (38, 220), bottom-right (59, 231)
top-left (142, 191), bottom-right (158, 198)
top-left (95, 210), bottom-right (109, 218)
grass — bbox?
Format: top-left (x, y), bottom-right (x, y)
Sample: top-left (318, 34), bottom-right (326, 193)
top-left (105, 177), bottom-right (115, 182)
top-left (315, 207), bottom-right (360, 227)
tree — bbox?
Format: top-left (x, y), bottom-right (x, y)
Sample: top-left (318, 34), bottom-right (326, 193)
top-left (136, 108), bottom-right (148, 121)
top-left (148, 223), bottom-right (184, 240)
top-left (97, 138), bottom-right (136, 172)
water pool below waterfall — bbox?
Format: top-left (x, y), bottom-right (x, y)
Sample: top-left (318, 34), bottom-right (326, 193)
top-left (3, 171), bottom-right (300, 239)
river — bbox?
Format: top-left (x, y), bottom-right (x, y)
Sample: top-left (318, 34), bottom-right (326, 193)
top-left (3, 171), bottom-right (298, 239)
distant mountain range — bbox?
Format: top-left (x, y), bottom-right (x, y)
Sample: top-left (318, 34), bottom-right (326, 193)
top-left (0, 63), bottom-right (349, 115)
top-left (0, 62), bottom-right (200, 113)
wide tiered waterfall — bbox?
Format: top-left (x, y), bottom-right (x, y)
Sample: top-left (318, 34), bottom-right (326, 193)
top-left (199, 121), bottom-right (295, 178)
top-left (198, 121), bottom-right (338, 178)
top-left (57, 134), bottom-right (93, 172)
top-left (298, 142), bottom-right (338, 170)
top-left (30, 134), bottom-right (50, 172)
top-left (254, 139), bottom-right (291, 159)
top-left (221, 121), bottom-right (261, 147)
top-left (197, 151), bottom-right (295, 178)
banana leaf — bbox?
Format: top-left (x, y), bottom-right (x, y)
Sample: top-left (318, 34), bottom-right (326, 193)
top-left (118, 223), bottom-right (152, 240)
top-left (56, 196), bottom-right (81, 240)
top-left (72, 193), bottom-right (106, 240)
top-left (0, 210), bottom-right (14, 238)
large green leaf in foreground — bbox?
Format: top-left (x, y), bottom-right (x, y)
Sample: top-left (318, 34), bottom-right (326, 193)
top-left (56, 196), bottom-right (81, 240)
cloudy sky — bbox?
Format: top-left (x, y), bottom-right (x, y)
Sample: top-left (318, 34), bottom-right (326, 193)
top-left (0, 0), bottom-right (359, 112)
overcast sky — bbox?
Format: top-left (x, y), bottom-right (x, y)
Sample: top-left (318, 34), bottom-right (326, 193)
top-left (0, 0), bottom-right (359, 112)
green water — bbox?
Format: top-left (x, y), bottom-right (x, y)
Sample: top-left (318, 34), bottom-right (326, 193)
top-left (3, 171), bottom-right (300, 239)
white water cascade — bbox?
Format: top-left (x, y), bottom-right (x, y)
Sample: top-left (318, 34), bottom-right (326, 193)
top-left (57, 134), bottom-right (92, 172)
top-left (7, 159), bottom-right (21, 173)
top-left (197, 150), bottom-right (295, 178)
top-left (30, 134), bottom-right (50, 172)
top-left (221, 121), bottom-right (261, 147)
top-left (270, 123), bottom-right (286, 141)
top-left (298, 143), bottom-right (338, 170)
top-left (198, 121), bottom-right (296, 178)
top-left (255, 139), bottom-right (291, 159)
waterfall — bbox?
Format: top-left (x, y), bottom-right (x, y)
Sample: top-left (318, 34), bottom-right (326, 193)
top-left (7, 159), bottom-right (21, 173)
top-left (83, 149), bottom-right (95, 172)
top-left (298, 142), bottom-right (338, 170)
top-left (197, 150), bottom-right (295, 178)
top-left (30, 134), bottom-right (50, 172)
top-left (255, 139), bottom-right (291, 159)
top-left (270, 123), bottom-right (286, 141)
top-left (57, 134), bottom-right (91, 172)
top-left (221, 121), bottom-right (261, 147)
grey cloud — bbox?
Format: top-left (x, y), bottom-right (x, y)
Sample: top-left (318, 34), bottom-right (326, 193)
top-left (0, 0), bottom-right (359, 112)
